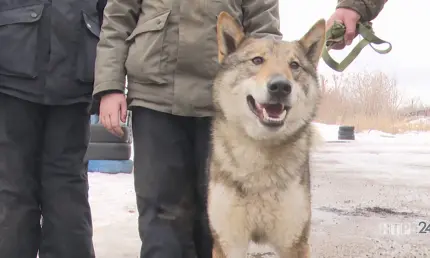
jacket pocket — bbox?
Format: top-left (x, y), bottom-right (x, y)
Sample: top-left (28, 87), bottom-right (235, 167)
top-left (76, 11), bottom-right (100, 83)
top-left (0, 4), bottom-right (44, 78)
top-left (125, 10), bottom-right (170, 85)
top-left (202, 2), bottom-right (224, 79)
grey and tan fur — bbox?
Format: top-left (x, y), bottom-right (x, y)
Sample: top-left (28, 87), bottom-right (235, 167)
top-left (207, 12), bottom-right (326, 258)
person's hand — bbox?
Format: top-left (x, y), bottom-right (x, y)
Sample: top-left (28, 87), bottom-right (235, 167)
top-left (99, 92), bottom-right (127, 137)
top-left (326, 8), bottom-right (361, 50)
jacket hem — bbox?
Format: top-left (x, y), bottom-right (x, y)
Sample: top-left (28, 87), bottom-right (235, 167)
top-left (0, 87), bottom-right (91, 106)
top-left (128, 99), bottom-right (214, 117)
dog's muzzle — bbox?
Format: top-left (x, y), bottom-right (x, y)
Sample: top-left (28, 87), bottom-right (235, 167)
top-left (246, 75), bottom-right (293, 128)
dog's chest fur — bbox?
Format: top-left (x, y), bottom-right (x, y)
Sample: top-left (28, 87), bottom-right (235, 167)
top-left (210, 123), bottom-right (311, 193)
top-left (209, 123), bottom-right (312, 245)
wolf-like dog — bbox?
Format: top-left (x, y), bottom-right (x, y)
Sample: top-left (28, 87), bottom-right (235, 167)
top-left (207, 11), bottom-right (326, 258)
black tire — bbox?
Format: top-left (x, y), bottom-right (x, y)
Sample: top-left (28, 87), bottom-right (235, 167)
top-left (338, 125), bottom-right (355, 132)
top-left (338, 125), bottom-right (355, 140)
top-left (338, 133), bottom-right (355, 140)
top-left (84, 142), bottom-right (132, 161)
top-left (89, 124), bottom-right (132, 143)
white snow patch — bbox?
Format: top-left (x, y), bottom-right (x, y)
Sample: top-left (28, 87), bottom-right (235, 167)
top-left (312, 122), bottom-right (340, 141)
top-left (312, 122), bottom-right (430, 143)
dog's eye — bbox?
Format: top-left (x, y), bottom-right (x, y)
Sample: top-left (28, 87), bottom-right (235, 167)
top-left (251, 56), bottom-right (264, 65)
top-left (290, 61), bottom-right (300, 69)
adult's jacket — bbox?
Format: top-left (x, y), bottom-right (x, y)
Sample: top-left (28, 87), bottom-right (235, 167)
top-left (93, 0), bottom-right (283, 117)
top-left (0, 0), bottom-right (101, 105)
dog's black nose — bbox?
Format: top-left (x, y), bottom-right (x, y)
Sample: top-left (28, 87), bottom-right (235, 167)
top-left (267, 76), bottom-right (292, 97)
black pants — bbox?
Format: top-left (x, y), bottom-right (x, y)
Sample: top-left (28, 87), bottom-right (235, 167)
top-left (131, 107), bottom-right (213, 258)
top-left (0, 93), bottom-right (95, 258)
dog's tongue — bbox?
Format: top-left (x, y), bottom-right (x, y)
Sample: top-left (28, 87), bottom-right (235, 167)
top-left (257, 103), bottom-right (284, 118)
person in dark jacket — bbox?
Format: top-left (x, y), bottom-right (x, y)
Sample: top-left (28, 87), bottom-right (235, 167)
top-left (0, 1), bottom-right (103, 257)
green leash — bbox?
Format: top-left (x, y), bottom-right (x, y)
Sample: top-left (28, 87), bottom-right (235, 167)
top-left (322, 21), bottom-right (392, 72)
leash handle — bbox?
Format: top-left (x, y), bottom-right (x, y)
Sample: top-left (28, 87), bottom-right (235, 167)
top-left (322, 21), bottom-right (392, 72)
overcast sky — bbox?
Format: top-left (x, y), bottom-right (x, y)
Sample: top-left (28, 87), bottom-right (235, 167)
top-left (279, 0), bottom-right (430, 105)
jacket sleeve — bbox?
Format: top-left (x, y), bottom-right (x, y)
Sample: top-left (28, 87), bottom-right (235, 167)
top-left (336, 0), bottom-right (387, 22)
top-left (241, 0), bottom-right (283, 40)
top-left (92, 0), bottom-right (141, 99)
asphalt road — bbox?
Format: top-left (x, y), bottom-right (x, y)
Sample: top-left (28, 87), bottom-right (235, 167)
top-left (90, 139), bottom-right (430, 258)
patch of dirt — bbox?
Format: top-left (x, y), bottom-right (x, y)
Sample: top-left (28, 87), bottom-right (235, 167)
top-left (317, 206), bottom-right (419, 218)
top-left (248, 252), bottom-right (275, 258)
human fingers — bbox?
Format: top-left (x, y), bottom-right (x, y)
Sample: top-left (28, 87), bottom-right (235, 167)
top-left (343, 18), bottom-right (358, 46)
top-left (120, 98), bottom-right (127, 123)
top-left (109, 109), bottom-right (124, 137)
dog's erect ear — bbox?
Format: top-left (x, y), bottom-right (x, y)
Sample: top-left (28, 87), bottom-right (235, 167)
top-left (299, 19), bottom-right (326, 67)
top-left (217, 11), bottom-right (245, 63)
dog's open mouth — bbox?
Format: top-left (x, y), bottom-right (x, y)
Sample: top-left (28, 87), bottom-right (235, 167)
top-left (247, 95), bottom-right (289, 127)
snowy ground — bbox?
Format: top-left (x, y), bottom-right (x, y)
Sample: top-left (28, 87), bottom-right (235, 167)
top-left (89, 123), bottom-right (430, 257)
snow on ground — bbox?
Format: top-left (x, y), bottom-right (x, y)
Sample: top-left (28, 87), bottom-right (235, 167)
top-left (88, 123), bottom-right (430, 257)
top-left (313, 121), bottom-right (430, 143)
top-left (312, 122), bottom-right (340, 141)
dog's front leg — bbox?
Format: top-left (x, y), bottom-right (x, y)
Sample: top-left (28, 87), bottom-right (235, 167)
top-left (223, 246), bottom-right (249, 258)
top-left (269, 183), bottom-right (311, 258)
top-left (271, 216), bottom-right (311, 258)
top-left (275, 242), bottom-right (310, 258)
top-left (212, 235), bottom-right (249, 258)
top-left (208, 182), bottom-right (249, 258)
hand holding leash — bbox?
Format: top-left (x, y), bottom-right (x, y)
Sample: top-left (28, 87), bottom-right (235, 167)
top-left (322, 8), bottom-right (392, 72)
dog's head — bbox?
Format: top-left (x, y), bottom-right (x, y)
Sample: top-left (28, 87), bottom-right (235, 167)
top-left (213, 12), bottom-right (326, 142)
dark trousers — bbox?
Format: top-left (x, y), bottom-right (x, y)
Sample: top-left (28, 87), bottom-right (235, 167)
top-left (0, 93), bottom-right (95, 258)
top-left (131, 107), bottom-right (213, 258)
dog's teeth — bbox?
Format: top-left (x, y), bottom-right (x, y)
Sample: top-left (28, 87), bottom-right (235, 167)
top-left (256, 102), bottom-right (263, 111)
top-left (262, 108), bottom-right (269, 119)
top-left (279, 109), bottom-right (287, 120)
top-left (261, 108), bottom-right (287, 124)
